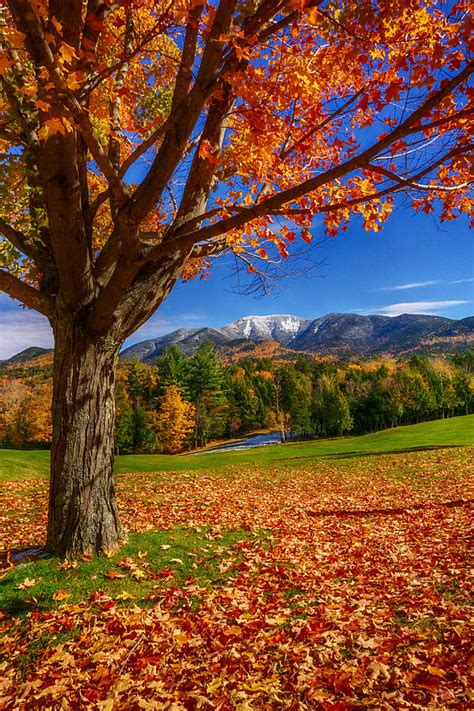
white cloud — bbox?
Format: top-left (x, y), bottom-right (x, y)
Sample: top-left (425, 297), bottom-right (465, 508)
top-left (377, 277), bottom-right (474, 292)
top-left (450, 277), bottom-right (474, 285)
top-left (0, 303), bottom-right (207, 359)
top-left (377, 280), bottom-right (442, 291)
top-left (0, 310), bottom-right (53, 359)
top-left (366, 300), bottom-right (471, 317)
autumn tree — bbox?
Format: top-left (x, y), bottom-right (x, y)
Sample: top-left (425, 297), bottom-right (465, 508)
top-left (153, 385), bottom-right (195, 454)
top-left (0, 1), bottom-right (472, 556)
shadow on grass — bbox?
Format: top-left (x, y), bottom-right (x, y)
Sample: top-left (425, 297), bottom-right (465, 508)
top-left (306, 497), bottom-right (473, 519)
top-left (276, 444), bottom-right (464, 463)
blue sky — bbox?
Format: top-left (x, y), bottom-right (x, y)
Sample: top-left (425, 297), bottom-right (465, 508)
top-left (0, 200), bottom-right (472, 359)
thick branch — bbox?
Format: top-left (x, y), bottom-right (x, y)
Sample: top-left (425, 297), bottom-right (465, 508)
top-left (122, 0), bottom-right (238, 226)
top-left (0, 269), bottom-right (53, 317)
top-left (10, 0), bottom-right (129, 207)
top-left (0, 217), bottom-right (51, 270)
top-left (173, 86), bottom-right (235, 228)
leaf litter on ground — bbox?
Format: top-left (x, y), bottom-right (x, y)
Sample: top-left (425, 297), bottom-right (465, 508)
top-left (0, 446), bottom-right (472, 708)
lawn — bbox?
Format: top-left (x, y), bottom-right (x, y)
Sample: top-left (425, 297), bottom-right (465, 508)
top-left (0, 415), bottom-right (472, 708)
top-left (1, 413), bottom-right (473, 480)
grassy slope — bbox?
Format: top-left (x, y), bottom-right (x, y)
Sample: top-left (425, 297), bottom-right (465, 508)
top-left (1, 414), bottom-right (472, 481)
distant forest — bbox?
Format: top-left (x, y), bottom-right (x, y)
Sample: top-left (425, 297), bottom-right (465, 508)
top-left (1, 344), bottom-right (473, 453)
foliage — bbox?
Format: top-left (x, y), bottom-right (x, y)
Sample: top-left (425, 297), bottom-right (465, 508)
top-left (153, 385), bottom-right (196, 454)
top-left (0, 445), bottom-right (472, 707)
top-left (0, 376), bottom-right (51, 448)
top-left (1, 0), bottom-right (472, 321)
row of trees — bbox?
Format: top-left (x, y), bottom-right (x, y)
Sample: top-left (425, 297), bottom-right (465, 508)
top-left (1, 346), bottom-right (472, 453)
top-left (114, 345), bottom-right (474, 453)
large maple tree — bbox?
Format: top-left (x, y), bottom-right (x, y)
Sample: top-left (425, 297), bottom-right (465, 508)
top-left (0, 0), bottom-right (472, 556)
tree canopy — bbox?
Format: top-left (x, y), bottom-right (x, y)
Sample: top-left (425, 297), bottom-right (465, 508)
top-left (1, 0), bottom-right (472, 329)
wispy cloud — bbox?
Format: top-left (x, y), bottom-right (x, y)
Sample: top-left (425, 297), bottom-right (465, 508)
top-left (376, 277), bottom-right (474, 292)
top-left (450, 277), bottom-right (474, 285)
top-left (363, 300), bottom-right (471, 317)
top-left (377, 280), bottom-right (442, 291)
top-left (0, 310), bottom-right (53, 359)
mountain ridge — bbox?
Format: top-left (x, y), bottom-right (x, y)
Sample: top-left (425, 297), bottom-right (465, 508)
top-left (120, 312), bottom-right (474, 363)
top-left (2, 314), bottom-right (472, 367)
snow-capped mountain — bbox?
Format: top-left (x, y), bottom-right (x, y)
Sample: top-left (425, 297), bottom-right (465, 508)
top-left (119, 312), bottom-right (474, 363)
top-left (220, 314), bottom-right (310, 345)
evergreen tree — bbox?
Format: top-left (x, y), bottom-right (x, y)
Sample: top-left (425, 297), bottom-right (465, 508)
top-left (188, 342), bottom-right (227, 447)
top-left (156, 346), bottom-right (190, 398)
top-left (278, 365), bottom-right (313, 439)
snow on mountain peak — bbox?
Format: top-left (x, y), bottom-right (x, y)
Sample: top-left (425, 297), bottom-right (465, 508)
top-left (220, 314), bottom-right (308, 344)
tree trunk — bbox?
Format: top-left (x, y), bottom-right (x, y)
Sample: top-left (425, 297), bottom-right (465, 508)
top-left (47, 311), bottom-right (126, 557)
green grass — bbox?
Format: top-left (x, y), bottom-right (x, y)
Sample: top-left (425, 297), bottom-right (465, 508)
top-left (1, 414), bottom-right (472, 480)
top-left (0, 527), bottom-right (250, 617)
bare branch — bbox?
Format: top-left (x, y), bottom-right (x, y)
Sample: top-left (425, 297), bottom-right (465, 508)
top-left (366, 161), bottom-right (474, 192)
top-left (280, 89), bottom-right (364, 160)
top-left (319, 143), bottom-right (473, 213)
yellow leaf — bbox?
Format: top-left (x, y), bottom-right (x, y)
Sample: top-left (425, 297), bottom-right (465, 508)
top-left (15, 577), bottom-right (36, 590)
top-left (38, 117), bottom-right (73, 140)
top-left (115, 591), bottom-right (136, 601)
top-left (52, 588), bottom-right (71, 601)
top-left (58, 42), bottom-right (78, 64)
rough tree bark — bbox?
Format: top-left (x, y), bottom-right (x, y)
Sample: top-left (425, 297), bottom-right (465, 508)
top-left (47, 306), bottom-right (126, 557)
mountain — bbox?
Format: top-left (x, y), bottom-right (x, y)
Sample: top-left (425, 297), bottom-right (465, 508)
top-left (220, 314), bottom-right (310, 344)
top-left (0, 346), bottom-right (53, 368)
top-left (120, 312), bottom-right (474, 363)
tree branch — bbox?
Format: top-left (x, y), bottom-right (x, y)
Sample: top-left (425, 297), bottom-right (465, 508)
top-left (123, 0), bottom-right (238, 227)
top-left (167, 61), bottom-right (473, 248)
top-left (10, 0), bottom-right (129, 208)
top-left (319, 143), bottom-right (473, 213)
top-left (0, 269), bottom-right (53, 317)
top-left (0, 217), bottom-right (51, 270)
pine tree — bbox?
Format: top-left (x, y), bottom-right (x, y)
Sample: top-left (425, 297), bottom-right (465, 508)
top-left (188, 342), bottom-right (227, 447)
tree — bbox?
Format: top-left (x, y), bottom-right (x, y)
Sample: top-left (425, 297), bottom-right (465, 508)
top-left (188, 342), bottom-right (227, 447)
top-left (156, 346), bottom-right (190, 398)
top-left (312, 374), bottom-right (353, 437)
top-left (1, 1), bottom-right (472, 556)
top-left (153, 385), bottom-right (195, 454)
top-left (278, 364), bottom-right (313, 438)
